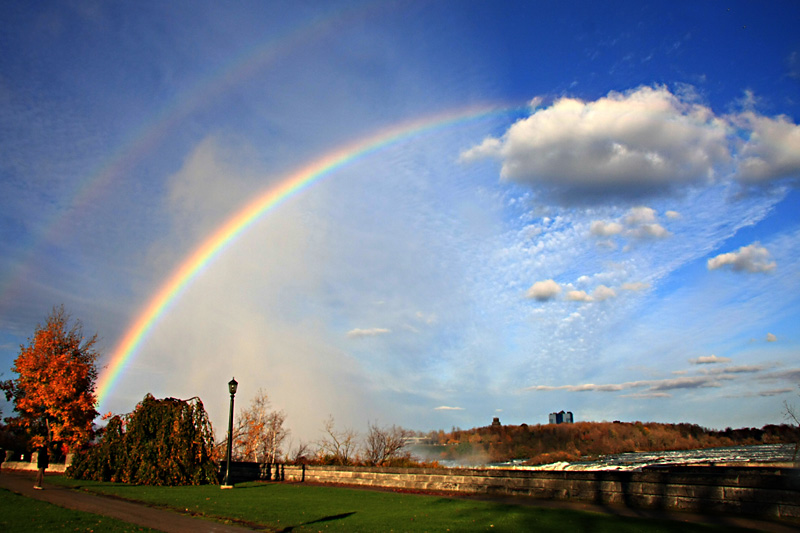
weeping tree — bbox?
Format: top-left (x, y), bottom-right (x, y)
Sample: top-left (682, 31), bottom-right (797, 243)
top-left (67, 394), bottom-right (218, 485)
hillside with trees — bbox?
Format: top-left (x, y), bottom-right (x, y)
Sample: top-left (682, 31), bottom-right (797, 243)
top-left (415, 421), bottom-right (800, 466)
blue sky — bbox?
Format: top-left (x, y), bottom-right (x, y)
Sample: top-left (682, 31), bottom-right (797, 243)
top-left (2, 1), bottom-right (799, 445)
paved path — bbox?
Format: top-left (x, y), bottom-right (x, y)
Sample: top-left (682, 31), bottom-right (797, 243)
top-left (0, 471), bottom-right (259, 532)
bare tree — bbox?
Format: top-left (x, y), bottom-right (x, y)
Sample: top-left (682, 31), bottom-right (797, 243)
top-left (317, 415), bottom-right (359, 465)
top-left (363, 421), bottom-right (413, 466)
top-left (234, 389), bottom-right (289, 463)
top-left (287, 439), bottom-right (312, 464)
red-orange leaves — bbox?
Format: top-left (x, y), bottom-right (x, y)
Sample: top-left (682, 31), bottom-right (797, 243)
top-left (2, 306), bottom-right (99, 450)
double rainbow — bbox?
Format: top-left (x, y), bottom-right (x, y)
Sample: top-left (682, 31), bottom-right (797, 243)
top-left (95, 104), bottom-right (522, 408)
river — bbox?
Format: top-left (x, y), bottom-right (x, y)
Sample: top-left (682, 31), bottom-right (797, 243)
top-left (489, 443), bottom-right (798, 471)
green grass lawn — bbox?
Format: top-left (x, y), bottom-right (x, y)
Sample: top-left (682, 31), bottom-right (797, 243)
top-left (0, 487), bottom-right (158, 532)
top-left (48, 477), bottom-right (751, 532)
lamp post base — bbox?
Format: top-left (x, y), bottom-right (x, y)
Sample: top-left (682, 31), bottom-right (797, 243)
top-left (220, 485), bottom-right (234, 489)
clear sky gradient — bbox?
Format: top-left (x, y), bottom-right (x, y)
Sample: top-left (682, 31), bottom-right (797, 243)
top-left (2, 1), bottom-right (799, 444)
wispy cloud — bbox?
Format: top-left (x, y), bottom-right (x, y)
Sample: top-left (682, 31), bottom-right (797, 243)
top-left (434, 405), bottom-right (464, 411)
top-left (346, 328), bottom-right (392, 339)
top-left (689, 354), bottom-right (731, 364)
top-left (528, 370), bottom-right (760, 395)
top-left (758, 388), bottom-right (794, 397)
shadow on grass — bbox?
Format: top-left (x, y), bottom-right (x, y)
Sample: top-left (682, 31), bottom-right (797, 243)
top-left (277, 511), bottom-right (356, 532)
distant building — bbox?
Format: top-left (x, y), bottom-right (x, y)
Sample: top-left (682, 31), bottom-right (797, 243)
top-left (548, 410), bottom-right (573, 424)
top-left (491, 417), bottom-right (501, 427)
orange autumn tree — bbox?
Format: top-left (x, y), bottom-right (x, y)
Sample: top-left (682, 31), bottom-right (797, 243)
top-left (233, 389), bottom-right (289, 463)
top-left (1, 306), bottom-right (99, 451)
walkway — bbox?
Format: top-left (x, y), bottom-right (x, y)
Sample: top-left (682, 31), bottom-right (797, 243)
top-left (0, 471), bottom-right (258, 532)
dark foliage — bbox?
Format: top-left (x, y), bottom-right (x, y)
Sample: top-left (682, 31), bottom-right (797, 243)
top-left (67, 394), bottom-right (218, 485)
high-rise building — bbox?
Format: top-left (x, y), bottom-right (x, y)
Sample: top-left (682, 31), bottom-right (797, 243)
top-left (548, 410), bottom-right (574, 424)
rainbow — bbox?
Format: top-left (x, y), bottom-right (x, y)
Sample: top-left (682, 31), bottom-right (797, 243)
top-left (95, 104), bottom-right (522, 408)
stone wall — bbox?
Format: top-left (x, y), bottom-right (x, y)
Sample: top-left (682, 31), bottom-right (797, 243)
top-left (276, 464), bottom-right (800, 521)
top-left (2, 460), bottom-right (69, 473)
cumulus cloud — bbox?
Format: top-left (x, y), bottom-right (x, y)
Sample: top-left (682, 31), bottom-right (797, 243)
top-left (346, 327), bottom-right (391, 338)
top-left (590, 220), bottom-right (623, 236)
top-left (629, 223), bottom-right (670, 240)
top-left (732, 112), bottom-right (800, 183)
top-left (689, 354), bottom-right (731, 364)
top-left (590, 206), bottom-right (671, 244)
top-left (592, 285), bottom-right (616, 301)
top-left (665, 210), bottom-right (681, 219)
top-left (461, 86), bottom-right (731, 202)
top-left (526, 279), bottom-right (561, 301)
top-left (461, 85), bottom-right (800, 203)
top-left (766, 332), bottom-right (777, 342)
top-left (707, 242), bottom-right (776, 273)
top-left (624, 206), bottom-right (658, 226)
top-left (623, 206), bottom-right (671, 239)
top-left (566, 290), bottom-right (593, 302)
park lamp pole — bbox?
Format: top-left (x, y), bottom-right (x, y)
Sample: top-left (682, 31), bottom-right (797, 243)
top-left (221, 377), bottom-right (238, 489)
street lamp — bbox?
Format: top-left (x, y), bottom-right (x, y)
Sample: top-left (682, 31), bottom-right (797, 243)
top-left (221, 377), bottom-right (238, 489)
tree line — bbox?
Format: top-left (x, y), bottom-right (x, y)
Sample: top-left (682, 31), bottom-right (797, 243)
top-left (2, 307), bottom-right (798, 484)
top-left (0, 307), bottom-right (419, 485)
top-left (223, 392), bottom-right (418, 467)
top-left (422, 420), bottom-right (800, 465)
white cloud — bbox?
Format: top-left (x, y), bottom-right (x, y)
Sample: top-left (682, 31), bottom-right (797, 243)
top-left (346, 327), bottom-right (391, 339)
top-left (590, 220), bottom-right (623, 236)
top-left (592, 285), bottom-right (616, 301)
top-left (591, 206), bottom-right (670, 244)
top-left (665, 210), bottom-right (681, 219)
top-left (434, 405), bottom-right (464, 411)
top-left (526, 279), bottom-right (561, 301)
top-left (707, 242), bottom-right (776, 273)
top-left (461, 86), bottom-right (731, 202)
top-left (766, 332), bottom-right (777, 342)
top-left (623, 207), bottom-right (670, 240)
top-left (628, 223), bottom-right (670, 240)
top-left (689, 354), bottom-right (731, 364)
top-left (621, 392), bottom-right (671, 399)
top-left (624, 206), bottom-right (658, 226)
top-left (461, 86), bottom-right (800, 203)
top-left (733, 112), bottom-right (800, 183)
top-left (566, 290), bottom-right (593, 302)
